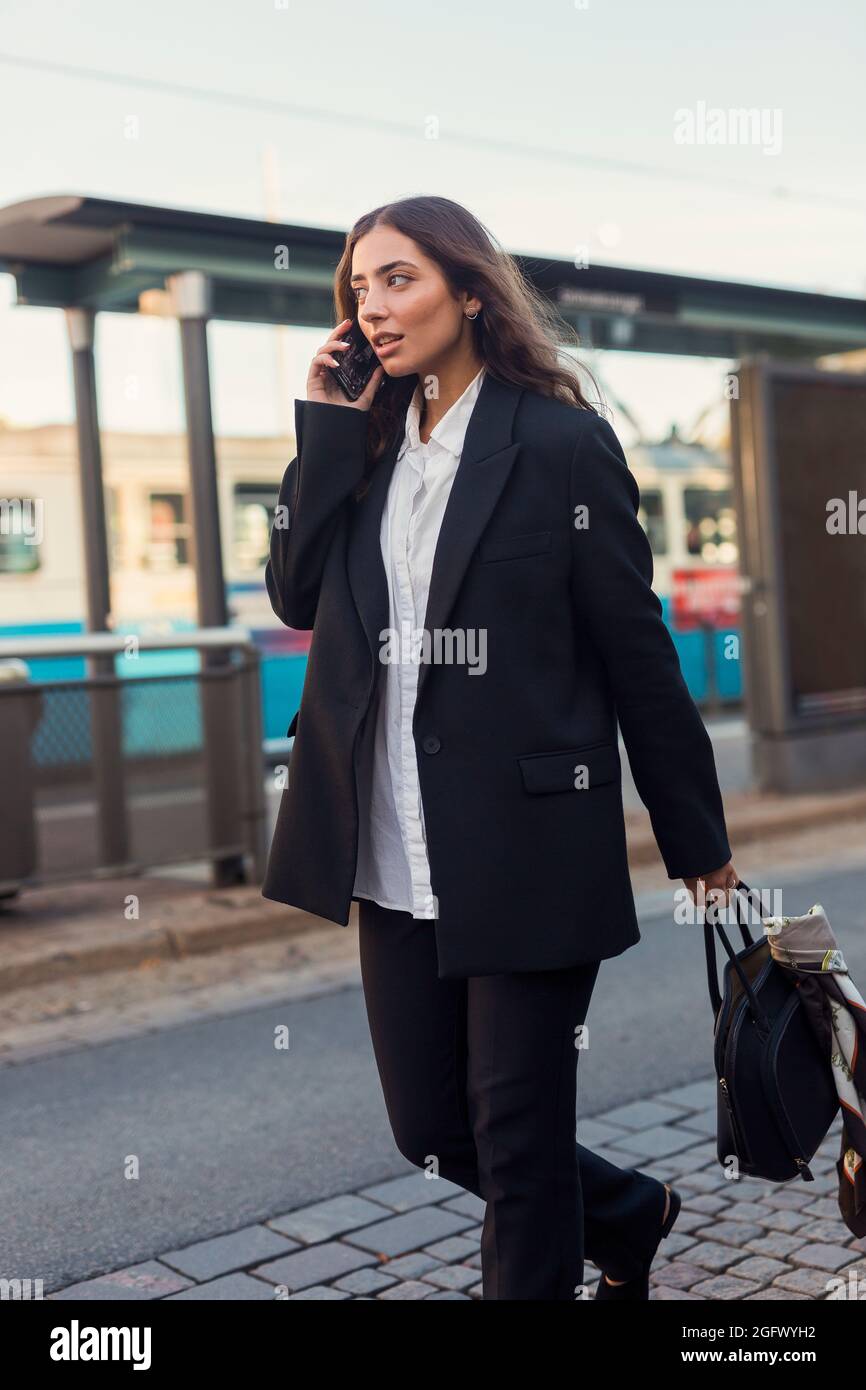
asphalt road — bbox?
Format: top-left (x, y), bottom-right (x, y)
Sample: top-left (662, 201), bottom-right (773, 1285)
top-left (3, 845), bottom-right (866, 1295)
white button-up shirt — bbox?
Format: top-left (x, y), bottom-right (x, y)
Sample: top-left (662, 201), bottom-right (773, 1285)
top-left (353, 365), bottom-right (486, 918)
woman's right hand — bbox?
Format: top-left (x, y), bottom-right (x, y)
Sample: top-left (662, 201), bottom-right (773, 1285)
top-left (306, 316), bottom-right (385, 409)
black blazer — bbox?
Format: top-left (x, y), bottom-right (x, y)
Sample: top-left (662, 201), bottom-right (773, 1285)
top-left (261, 369), bottom-right (731, 978)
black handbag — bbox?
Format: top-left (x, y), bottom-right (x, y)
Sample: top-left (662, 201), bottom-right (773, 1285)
top-left (706, 880), bottom-right (840, 1183)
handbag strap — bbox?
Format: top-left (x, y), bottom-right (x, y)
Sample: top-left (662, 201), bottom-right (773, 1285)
top-left (704, 880), bottom-right (754, 1013)
top-left (704, 880), bottom-right (771, 1033)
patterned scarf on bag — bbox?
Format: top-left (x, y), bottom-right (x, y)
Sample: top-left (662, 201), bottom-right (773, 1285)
top-left (761, 903), bottom-right (866, 1238)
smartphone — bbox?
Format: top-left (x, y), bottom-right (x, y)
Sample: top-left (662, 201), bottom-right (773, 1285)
top-left (328, 318), bottom-right (379, 401)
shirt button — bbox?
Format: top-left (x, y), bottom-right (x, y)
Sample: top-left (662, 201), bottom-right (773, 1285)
top-left (421, 734), bottom-right (441, 754)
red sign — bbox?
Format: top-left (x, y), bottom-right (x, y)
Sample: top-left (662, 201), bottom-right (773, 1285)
top-left (672, 568), bottom-right (741, 631)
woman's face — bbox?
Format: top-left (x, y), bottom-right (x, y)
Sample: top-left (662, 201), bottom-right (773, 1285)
top-left (350, 225), bottom-right (476, 378)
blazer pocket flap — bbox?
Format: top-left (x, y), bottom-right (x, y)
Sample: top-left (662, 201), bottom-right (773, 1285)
top-left (518, 742), bottom-right (620, 793)
top-left (479, 529), bottom-right (551, 563)
top-left (286, 710), bottom-right (300, 738)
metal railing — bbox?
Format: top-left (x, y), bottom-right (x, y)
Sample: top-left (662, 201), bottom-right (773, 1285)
top-left (0, 628), bottom-right (266, 894)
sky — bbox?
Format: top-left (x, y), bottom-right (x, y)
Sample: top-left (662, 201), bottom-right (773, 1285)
top-left (0, 0), bottom-right (864, 442)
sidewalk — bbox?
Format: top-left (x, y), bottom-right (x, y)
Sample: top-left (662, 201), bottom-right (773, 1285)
top-left (46, 1075), bottom-right (863, 1300)
top-left (4, 782), bottom-right (866, 998)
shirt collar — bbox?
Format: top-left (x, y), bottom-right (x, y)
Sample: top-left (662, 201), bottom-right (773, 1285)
top-left (400, 365), bottom-right (486, 461)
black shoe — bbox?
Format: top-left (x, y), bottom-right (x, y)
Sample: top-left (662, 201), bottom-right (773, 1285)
top-left (593, 1182), bottom-right (682, 1300)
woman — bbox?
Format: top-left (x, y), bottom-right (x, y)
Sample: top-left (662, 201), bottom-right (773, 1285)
top-left (262, 195), bottom-right (738, 1300)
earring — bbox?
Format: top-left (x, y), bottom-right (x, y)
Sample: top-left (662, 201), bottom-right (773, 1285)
top-left (466, 309), bottom-right (480, 320)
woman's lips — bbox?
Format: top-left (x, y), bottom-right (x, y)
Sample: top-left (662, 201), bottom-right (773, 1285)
top-left (375, 336), bottom-right (404, 357)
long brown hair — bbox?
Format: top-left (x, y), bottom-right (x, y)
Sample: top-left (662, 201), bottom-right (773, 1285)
top-left (333, 196), bottom-right (601, 485)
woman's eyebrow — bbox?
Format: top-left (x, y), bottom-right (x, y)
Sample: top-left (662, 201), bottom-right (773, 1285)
top-left (350, 259), bottom-right (420, 285)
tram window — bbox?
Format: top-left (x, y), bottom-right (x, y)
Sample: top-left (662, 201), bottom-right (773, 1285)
top-left (146, 492), bottom-right (190, 570)
top-left (105, 484), bottom-right (122, 567)
top-left (0, 497), bottom-right (41, 573)
top-left (683, 487), bottom-right (738, 565)
top-left (637, 489), bottom-right (667, 555)
top-left (233, 483), bottom-right (276, 573)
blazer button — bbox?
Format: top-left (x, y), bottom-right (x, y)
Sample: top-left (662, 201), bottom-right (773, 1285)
top-left (422, 734), bottom-right (441, 754)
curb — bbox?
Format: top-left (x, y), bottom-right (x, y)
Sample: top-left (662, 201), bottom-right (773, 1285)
top-left (0, 889), bottom-right (320, 995)
top-left (3, 786), bottom-right (866, 995)
top-left (626, 785), bottom-right (866, 867)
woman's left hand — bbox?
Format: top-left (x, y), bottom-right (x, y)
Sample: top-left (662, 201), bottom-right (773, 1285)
top-left (682, 859), bottom-right (739, 909)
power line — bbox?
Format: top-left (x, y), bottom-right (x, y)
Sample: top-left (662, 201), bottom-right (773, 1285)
top-left (2, 49), bottom-right (865, 215)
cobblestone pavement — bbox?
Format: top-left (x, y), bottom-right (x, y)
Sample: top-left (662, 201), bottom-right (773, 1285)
top-left (46, 1076), bottom-right (864, 1301)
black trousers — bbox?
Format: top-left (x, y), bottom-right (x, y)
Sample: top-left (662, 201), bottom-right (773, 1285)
top-left (358, 898), bottom-right (668, 1300)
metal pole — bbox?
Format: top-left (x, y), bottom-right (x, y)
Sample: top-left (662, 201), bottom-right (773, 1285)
top-left (169, 271), bottom-right (228, 630)
top-left (240, 646), bottom-right (267, 881)
top-left (65, 308), bottom-right (128, 868)
top-left (169, 271), bottom-right (244, 885)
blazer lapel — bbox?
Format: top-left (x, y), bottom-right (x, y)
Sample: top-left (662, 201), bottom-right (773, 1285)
top-left (347, 370), bottom-right (524, 712)
top-left (415, 373), bottom-right (522, 712)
